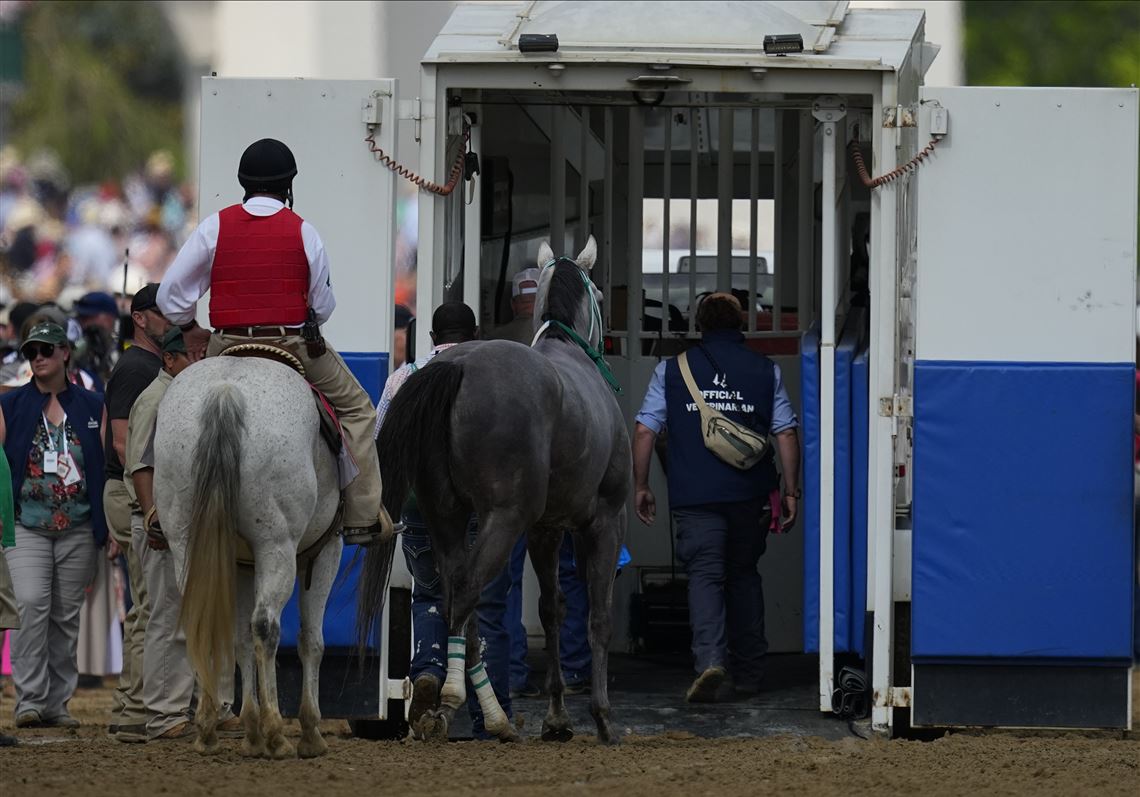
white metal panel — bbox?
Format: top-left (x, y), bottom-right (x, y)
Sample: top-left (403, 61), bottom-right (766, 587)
top-left (916, 87), bottom-right (1139, 364)
top-left (199, 77), bottom-right (397, 355)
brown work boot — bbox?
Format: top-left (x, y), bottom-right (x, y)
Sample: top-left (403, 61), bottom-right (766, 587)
top-left (215, 715), bottom-right (244, 738)
top-left (343, 507), bottom-right (402, 547)
top-left (153, 721), bottom-right (194, 741)
top-left (686, 666), bottom-right (727, 703)
top-left (408, 673), bottom-right (441, 738)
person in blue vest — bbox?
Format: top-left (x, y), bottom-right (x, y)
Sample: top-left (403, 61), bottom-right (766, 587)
top-left (632, 292), bottom-right (800, 703)
top-left (0, 321), bottom-right (107, 728)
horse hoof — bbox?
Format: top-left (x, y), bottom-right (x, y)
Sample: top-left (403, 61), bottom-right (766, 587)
top-left (297, 735), bottom-right (328, 759)
top-left (541, 723), bottom-right (575, 743)
top-left (416, 710), bottom-right (449, 743)
top-left (240, 739), bottom-right (266, 758)
top-left (267, 736), bottom-right (296, 759)
top-left (193, 737), bottom-right (221, 756)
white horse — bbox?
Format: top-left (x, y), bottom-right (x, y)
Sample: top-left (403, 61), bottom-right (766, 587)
top-left (154, 356), bottom-right (352, 758)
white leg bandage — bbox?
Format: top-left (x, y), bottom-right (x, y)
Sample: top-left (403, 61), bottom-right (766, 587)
top-left (467, 661), bottom-right (509, 733)
top-left (440, 636), bottom-right (467, 709)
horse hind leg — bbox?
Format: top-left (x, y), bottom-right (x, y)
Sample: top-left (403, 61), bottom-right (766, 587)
top-left (530, 529), bottom-right (573, 742)
top-left (578, 512), bottom-right (624, 745)
top-left (235, 568), bottom-right (265, 758)
top-left (252, 546), bottom-right (299, 759)
top-left (295, 537), bottom-right (342, 758)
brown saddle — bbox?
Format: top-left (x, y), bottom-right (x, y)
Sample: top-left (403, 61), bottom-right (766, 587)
top-left (219, 343), bottom-right (341, 456)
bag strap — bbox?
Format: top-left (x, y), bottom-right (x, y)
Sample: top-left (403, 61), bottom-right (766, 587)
top-left (678, 352), bottom-right (718, 424)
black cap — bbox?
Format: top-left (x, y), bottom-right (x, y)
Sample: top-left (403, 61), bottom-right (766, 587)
top-left (131, 283), bottom-right (160, 314)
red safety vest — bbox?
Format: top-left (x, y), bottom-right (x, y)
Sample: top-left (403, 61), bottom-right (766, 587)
top-left (209, 204), bottom-right (309, 327)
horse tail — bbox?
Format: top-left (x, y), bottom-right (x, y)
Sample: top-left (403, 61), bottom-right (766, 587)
top-left (357, 360), bottom-right (464, 653)
top-left (179, 383), bottom-right (245, 708)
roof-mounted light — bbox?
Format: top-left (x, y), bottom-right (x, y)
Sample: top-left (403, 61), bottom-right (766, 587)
top-left (519, 34), bottom-right (559, 53)
top-left (763, 34), bottom-right (804, 56)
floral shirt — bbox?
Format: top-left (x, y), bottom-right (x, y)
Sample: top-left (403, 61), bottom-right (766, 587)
top-left (18, 417), bottom-right (91, 532)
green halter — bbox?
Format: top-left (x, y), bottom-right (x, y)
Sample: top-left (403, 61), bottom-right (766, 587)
top-left (537, 258), bottom-right (622, 394)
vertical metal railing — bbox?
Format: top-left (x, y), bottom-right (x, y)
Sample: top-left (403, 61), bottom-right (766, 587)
top-left (603, 107), bottom-right (614, 331)
top-left (771, 109), bottom-right (783, 332)
top-left (662, 108), bottom-right (672, 332)
top-left (551, 105), bottom-right (565, 255)
top-left (748, 108), bottom-right (759, 333)
top-left (627, 106), bottom-right (645, 345)
top-left (578, 105), bottom-right (590, 253)
top-left (688, 107), bottom-right (699, 336)
top-left (716, 108), bottom-right (734, 294)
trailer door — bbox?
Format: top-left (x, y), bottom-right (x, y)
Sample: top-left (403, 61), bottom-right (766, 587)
top-left (199, 77), bottom-right (410, 726)
top-left (911, 86), bottom-right (1137, 729)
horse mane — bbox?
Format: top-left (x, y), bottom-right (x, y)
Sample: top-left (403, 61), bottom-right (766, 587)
top-left (541, 259), bottom-right (587, 341)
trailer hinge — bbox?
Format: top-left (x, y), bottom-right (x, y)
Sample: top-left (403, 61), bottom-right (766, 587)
top-left (879, 394), bottom-right (913, 418)
top-left (812, 95), bottom-right (847, 124)
top-left (882, 104), bottom-right (917, 129)
top-left (398, 98), bottom-right (423, 143)
top-left (889, 687), bottom-right (911, 707)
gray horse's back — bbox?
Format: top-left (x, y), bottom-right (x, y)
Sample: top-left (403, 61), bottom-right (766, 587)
top-left (154, 357), bottom-right (338, 547)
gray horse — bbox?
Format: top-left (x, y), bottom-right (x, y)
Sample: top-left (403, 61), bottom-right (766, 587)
top-left (154, 356), bottom-right (360, 758)
top-left (358, 236), bottom-right (630, 744)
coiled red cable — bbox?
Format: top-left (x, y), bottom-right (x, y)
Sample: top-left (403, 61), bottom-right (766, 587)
top-left (849, 137), bottom-right (938, 188)
top-left (364, 125), bottom-right (471, 197)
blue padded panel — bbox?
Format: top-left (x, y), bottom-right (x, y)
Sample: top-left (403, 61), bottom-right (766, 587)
top-left (831, 322), bottom-right (858, 652)
top-left (341, 351), bottom-right (389, 405)
top-left (912, 361), bottom-right (1135, 660)
top-left (801, 326), bottom-right (820, 651)
top-left (851, 343), bottom-right (869, 657)
top-left (280, 546), bottom-right (368, 648)
top-left (280, 352), bottom-right (389, 651)
top-left (801, 318), bottom-right (864, 655)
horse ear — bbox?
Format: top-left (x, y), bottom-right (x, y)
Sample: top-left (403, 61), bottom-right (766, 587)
top-left (576, 235), bottom-right (597, 272)
top-left (537, 241), bottom-right (555, 267)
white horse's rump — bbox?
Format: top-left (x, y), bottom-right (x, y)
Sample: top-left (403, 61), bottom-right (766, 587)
top-left (154, 356), bottom-right (342, 758)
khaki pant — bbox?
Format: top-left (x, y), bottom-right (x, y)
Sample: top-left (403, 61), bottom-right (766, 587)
top-left (208, 332), bottom-right (382, 528)
top-left (104, 478), bottom-right (148, 725)
top-left (132, 513), bottom-right (194, 737)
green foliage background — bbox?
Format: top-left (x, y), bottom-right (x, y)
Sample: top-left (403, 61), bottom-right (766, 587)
top-left (7, 0), bottom-right (184, 186)
top-left (964, 1), bottom-right (1140, 87)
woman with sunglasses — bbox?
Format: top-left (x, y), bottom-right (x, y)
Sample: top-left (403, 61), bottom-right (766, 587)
top-left (0, 321), bottom-right (107, 729)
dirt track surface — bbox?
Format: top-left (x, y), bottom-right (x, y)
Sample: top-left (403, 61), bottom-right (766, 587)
top-left (2, 685), bottom-right (1138, 796)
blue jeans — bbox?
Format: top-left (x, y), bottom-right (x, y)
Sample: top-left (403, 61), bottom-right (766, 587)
top-left (401, 508), bottom-right (512, 737)
top-left (507, 533), bottom-right (592, 690)
top-left (673, 499), bottom-right (770, 684)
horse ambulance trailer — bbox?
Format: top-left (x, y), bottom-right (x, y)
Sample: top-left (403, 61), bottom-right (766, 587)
top-left (196, 1), bottom-right (1138, 735)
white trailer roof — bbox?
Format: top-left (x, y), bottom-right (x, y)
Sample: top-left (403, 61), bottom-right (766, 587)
top-left (424, 1), bottom-right (926, 72)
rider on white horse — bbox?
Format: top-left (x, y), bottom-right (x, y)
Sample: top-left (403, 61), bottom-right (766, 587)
top-left (156, 138), bottom-right (392, 546)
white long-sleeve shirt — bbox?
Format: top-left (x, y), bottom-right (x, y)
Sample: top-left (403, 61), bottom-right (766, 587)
top-left (157, 196), bottom-right (336, 327)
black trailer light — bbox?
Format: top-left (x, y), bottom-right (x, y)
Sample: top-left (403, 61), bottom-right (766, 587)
top-left (763, 34), bottom-right (804, 56)
top-left (519, 34), bottom-right (559, 53)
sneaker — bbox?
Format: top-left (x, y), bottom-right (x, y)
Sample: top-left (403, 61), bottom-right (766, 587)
top-left (0, 732), bottom-right (17, 747)
top-left (686, 666), bottom-right (727, 703)
top-left (408, 673), bottom-right (441, 730)
top-left (152, 721), bottom-right (194, 741)
top-left (43, 714), bottom-right (80, 729)
top-left (14, 710), bottom-right (43, 728)
top-left (114, 723), bottom-right (149, 744)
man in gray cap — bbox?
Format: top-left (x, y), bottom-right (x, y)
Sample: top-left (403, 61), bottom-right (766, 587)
top-left (488, 267), bottom-right (541, 345)
top-left (101, 283), bottom-right (169, 742)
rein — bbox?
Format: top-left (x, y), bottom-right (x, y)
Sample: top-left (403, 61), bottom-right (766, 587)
top-left (534, 257), bottom-right (622, 394)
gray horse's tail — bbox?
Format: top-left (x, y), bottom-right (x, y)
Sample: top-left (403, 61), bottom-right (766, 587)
top-left (180, 383), bottom-right (244, 709)
top-left (357, 360), bottom-right (464, 653)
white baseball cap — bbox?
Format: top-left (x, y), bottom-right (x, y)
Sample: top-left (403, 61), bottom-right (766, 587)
top-left (512, 267), bottom-right (540, 297)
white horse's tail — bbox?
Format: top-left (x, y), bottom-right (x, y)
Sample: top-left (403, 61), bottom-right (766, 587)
top-left (179, 383), bottom-right (245, 708)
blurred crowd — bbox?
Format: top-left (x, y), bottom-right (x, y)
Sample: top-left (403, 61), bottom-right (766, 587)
top-left (0, 145), bottom-right (197, 310)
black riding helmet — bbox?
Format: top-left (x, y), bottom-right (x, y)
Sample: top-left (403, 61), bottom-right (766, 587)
top-left (238, 138), bottom-right (298, 207)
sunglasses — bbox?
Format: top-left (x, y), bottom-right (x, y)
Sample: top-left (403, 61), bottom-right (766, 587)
top-left (22, 343), bottom-right (58, 361)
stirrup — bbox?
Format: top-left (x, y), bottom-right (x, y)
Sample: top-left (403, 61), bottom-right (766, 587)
top-left (342, 520), bottom-right (404, 547)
